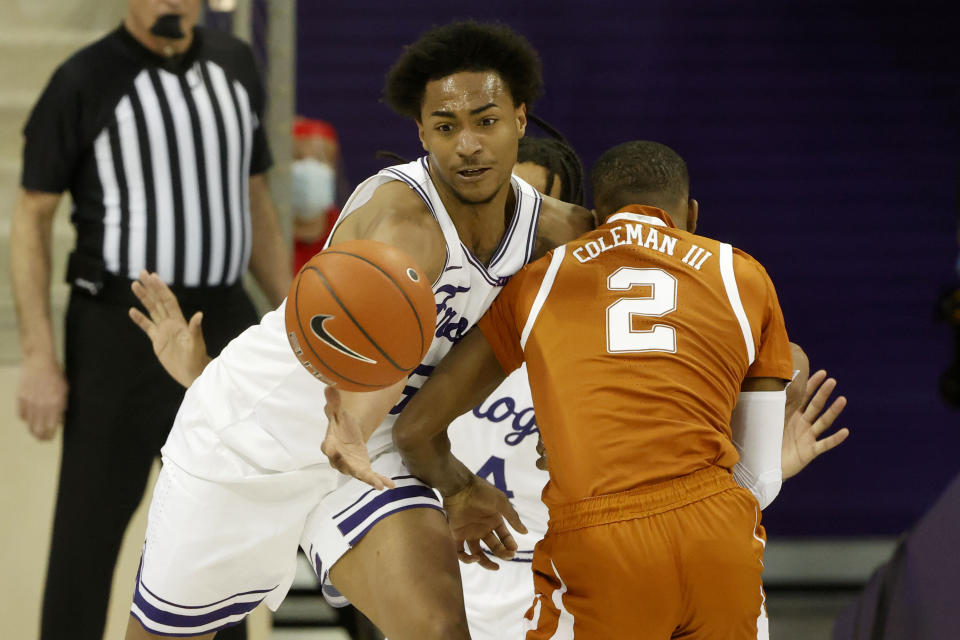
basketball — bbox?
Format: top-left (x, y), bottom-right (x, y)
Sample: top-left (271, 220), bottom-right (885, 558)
top-left (285, 239), bottom-right (436, 392)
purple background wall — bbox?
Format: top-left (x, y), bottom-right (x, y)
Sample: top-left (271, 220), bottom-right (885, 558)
top-left (296, 0), bottom-right (960, 535)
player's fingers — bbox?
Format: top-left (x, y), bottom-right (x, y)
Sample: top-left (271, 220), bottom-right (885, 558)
top-left (188, 311), bottom-right (204, 336)
top-left (150, 273), bottom-right (184, 321)
top-left (482, 530), bottom-right (510, 560)
top-left (814, 427), bottom-right (850, 457)
top-left (138, 273), bottom-right (167, 318)
top-left (457, 542), bottom-right (480, 565)
top-left (130, 281), bottom-right (160, 320)
top-left (804, 377), bottom-right (836, 420)
top-left (356, 469), bottom-right (395, 491)
top-left (812, 396), bottom-right (847, 435)
top-left (501, 500), bottom-right (528, 535)
top-left (803, 370), bottom-right (827, 404)
top-left (128, 307), bottom-right (155, 337)
top-left (493, 522), bottom-right (518, 554)
top-left (468, 539), bottom-right (499, 571)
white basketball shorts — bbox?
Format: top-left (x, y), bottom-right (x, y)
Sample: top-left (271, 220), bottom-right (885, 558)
top-left (460, 556), bottom-right (537, 640)
top-left (133, 451), bottom-right (443, 634)
top-left (300, 450), bottom-right (445, 606)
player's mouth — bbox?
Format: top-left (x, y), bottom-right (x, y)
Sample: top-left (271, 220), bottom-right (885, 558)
top-left (456, 167), bottom-right (491, 182)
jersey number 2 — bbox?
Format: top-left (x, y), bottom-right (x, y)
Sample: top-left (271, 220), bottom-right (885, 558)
top-left (606, 267), bottom-right (677, 353)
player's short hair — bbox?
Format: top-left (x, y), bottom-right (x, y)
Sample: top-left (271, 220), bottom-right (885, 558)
top-left (591, 141), bottom-right (689, 212)
top-left (384, 21), bottom-right (543, 120)
top-left (518, 136), bottom-right (585, 206)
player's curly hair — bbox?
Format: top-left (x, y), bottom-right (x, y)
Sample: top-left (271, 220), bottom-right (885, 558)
top-left (384, 21), bottom-right (543, 120)
top-left (518, 136), bottom-right (585, 206)
top-left (590, 141), bottom-right (689, 213)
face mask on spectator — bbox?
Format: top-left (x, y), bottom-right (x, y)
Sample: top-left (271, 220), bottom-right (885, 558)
top-left (291, 157), bottom-right (336, 220)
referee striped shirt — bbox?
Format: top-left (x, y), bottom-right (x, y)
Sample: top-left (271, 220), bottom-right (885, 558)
top-left (21, 25), bottom-right (272, 287)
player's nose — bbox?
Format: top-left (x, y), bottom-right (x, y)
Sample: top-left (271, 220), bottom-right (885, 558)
top-left (455, 129), bottom-right (482, 157)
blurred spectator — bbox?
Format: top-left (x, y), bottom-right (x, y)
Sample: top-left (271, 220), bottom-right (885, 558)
top-left (291, 117), bottom-right (345, 271)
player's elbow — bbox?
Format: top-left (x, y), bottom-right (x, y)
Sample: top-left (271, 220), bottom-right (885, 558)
top-left (392, 422), bottom-right (421, 456)
top-left (752, 470), bottom-right (783, 510)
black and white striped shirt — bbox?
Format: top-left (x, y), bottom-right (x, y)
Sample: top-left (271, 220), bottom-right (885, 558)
top-left (22, 26), bottom-right (271, 287)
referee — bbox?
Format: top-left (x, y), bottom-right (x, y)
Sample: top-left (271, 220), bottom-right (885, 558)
top-left (10, 2), bottom-right (290, 639)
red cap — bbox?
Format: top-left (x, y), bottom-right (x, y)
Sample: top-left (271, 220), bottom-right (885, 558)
top-left (292, 117), bottom-right (338, 142)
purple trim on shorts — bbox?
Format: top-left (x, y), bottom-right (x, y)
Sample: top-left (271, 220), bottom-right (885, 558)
top-left (135, 552), bottom-right (275, 610)
top-left (348, 503), bottom-right (445, 545)
top-left (332, 474), bottom-right (420, 519)
top-left (133, 587), bottom-right (263, 629)
top-left (336, 484), bottom-right (440, 535)
top-left (130, 609), bottom-right (245, 637)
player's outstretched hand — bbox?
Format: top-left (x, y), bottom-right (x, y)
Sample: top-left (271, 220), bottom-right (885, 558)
top-left (781, 370), bottom-right (849, 480)
top-left (128, 271), bottom-right (210, 388)
top-left (322, 386), bottom-right (396, 491)
top-left (444, 475), bottom-right (528, 571)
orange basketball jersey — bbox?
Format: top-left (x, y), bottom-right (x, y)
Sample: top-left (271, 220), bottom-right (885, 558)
top-left (478, 205), bottom-right (792, 511)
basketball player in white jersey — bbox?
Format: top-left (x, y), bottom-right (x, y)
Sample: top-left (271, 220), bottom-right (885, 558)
top-left (128, 136), bottom-right (575, 638)
top-left (123, 21), bottom-right (592, 640)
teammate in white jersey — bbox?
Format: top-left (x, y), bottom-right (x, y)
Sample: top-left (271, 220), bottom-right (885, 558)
top-left (123, 21), bottom-right (592, 640)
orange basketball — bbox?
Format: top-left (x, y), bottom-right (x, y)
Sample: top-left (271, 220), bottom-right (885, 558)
top-left (285, 239), bottom-right (435, 392)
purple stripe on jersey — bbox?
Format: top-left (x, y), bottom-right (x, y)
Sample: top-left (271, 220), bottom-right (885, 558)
top-left (384, 167), bottom-right (434, 216)
top-left (486, 183), bottom-right (522, 269)
top-left (348, 503), bottom-right (445, 546)
top-left (336, 484), bottom-right (440, 535)
top-left (461, 244), bottom-right (504, 286)
top-left (133, 586), bottom-right (263, 629)
top-left (332, 474), bottom-right (420, 519)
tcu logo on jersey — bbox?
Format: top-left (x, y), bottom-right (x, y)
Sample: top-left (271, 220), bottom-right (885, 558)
top-left (473, 394), bottom-right (538, 445)
top-left (434, 284), bottom-right (471, 343)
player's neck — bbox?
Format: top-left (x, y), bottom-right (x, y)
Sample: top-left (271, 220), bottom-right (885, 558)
top-left (436, 178), bottom-right (516, 265)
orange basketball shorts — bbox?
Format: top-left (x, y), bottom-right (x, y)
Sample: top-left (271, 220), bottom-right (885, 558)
top-left (524, 466), bottom-right (769, 639)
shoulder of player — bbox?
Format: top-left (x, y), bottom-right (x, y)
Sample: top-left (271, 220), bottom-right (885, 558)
top-left (333, 181), bottom-right (446, 281)
top-left (728, 245), bottom-right (779, 299)
top-left (532, 197), bottom-right (594, 259)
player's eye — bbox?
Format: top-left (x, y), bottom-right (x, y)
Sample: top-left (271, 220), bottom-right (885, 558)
top-left (435, 123), bottom-right (453, 133)
top-left (480, 117), bottom-right (498, 127)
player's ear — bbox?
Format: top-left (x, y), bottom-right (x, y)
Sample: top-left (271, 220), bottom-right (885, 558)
top-left (416, 119), bottom-right (427, 151)
top-left (516, 103), bottom-right (527, 137)
top-left (687, 198), bottom-right (699, 233)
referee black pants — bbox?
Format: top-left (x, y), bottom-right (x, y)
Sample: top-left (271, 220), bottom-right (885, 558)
top-left (41, 278), bottom-right (259, 640)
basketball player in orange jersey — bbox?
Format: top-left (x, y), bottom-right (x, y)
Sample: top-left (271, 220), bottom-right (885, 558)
top-left (120, 21), bottom-right (592, 640)
top-left (384, 140), bottom-right (849, 639)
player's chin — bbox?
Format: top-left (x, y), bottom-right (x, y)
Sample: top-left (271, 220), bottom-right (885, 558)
top-left (450, 177), bottom-right (507, 205)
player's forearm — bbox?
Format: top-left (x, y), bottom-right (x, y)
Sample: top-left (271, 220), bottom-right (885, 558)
top-left (248, 174), bottom-right (292, 306)
top-left (400, 432), bottom-right (476, 498)
top-left (10, 190), bottom-right (59, 359)
top-left (339, 380), bottom-right (406, 442)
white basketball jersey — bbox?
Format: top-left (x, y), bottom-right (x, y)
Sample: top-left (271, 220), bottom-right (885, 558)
top-left (163, 157), bottom-right (542, 477)
top-left (448, 365), bottom-right (549, 560)
top-left (331, 157), bottom-right (543, 454)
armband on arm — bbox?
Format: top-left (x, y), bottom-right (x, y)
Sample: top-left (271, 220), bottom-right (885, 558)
top-left (731, 390), bottom-right (786, 509)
